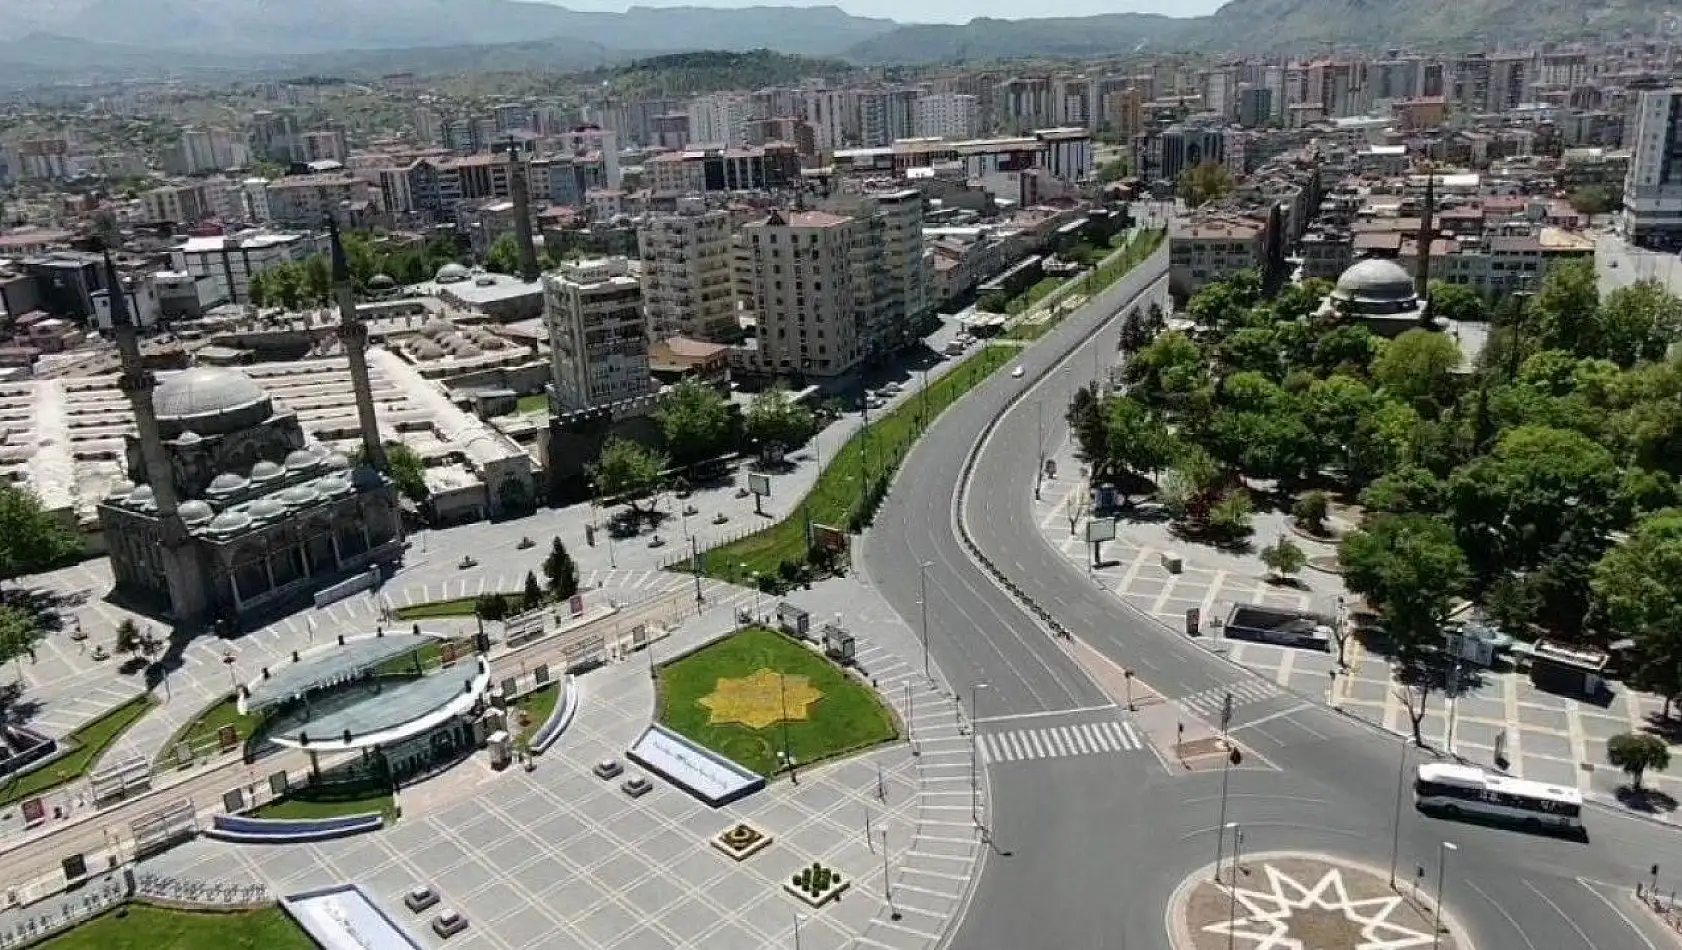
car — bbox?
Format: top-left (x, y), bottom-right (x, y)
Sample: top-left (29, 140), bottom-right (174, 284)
top-left (431, 910), bottom-right (468, 938)
top-left (457, 555), bottom-right (477, 569)
top-left (1609, 259), bottom-right (1619, 268)
top-left (881, 382), bottom-right (902, 395)
top-left (404, 886), bottom-right (439, 912)
top-left (1011, 365), bottom-right (1025, 378)
top-left (592, 759), bottom-right (623, 780)
top-left (621, 775), bottom-right (653, 797)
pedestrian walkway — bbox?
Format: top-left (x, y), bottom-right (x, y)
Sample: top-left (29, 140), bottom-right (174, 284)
top-left (1175, 681), bottom-right (1281, 720)
top-left (980, 719), bottom-right (1143, 764)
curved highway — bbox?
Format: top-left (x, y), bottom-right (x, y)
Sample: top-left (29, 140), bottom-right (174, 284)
top-left (864, 245), bottom-right (1682, 950)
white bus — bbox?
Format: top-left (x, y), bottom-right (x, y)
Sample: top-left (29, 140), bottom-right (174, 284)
top-left (1414, 763), bottom-right (1584, 833)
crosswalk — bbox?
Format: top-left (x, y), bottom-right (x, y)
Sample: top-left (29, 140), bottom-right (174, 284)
top-left (979, 719), bottom-right (1143, 764)
top-left (1177, 680), bottom-right (1282, 719)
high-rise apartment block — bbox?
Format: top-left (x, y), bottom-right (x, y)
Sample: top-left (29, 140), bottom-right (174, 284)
top-left (544, 258), bottom-right (653, 412)
top-left (1623, 88), bottom-right (1682, 246)
top-left (914, 93), bottom-right (981, 139)
top-left (639, 199), bottom-right (738, 342)
top-left (689, 93), bottom-right (750, 147)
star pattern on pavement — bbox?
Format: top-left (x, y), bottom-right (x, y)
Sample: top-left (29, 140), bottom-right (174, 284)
top-left (1202, 863), bottom-right (1435, 950)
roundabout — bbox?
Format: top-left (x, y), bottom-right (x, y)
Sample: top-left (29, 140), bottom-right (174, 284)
top-left (1167, 852), bottom-right (1463, 950)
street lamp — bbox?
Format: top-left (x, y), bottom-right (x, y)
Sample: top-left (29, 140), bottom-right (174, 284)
top-left (1388, 734), bottom-right (1409, 887)
top-left (1432, 842), bottom-right (1457, 950)
top-left (917, 561), bottom-right (933, 682)
top-left (881, 826), bottom-right (899, 920)
top-left (970, 682), bottom-right (990, 834)
top-left (1214, 820), bottom-right (1236, 884)
top-left (1227, 824), bottom-right (1243, 950)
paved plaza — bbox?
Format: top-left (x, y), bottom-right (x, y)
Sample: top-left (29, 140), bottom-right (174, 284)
top-left (134, 575), bottom-right (983, 950)
top-left (1030, 440), bottom-right (1682, 818)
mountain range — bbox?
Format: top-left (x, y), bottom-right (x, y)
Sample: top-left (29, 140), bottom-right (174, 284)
top-left (0, 0), bottom-right (1673, 83)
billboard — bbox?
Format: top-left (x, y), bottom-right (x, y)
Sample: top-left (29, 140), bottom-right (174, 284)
top-left (1084, 518), bottom-right (1117, 543)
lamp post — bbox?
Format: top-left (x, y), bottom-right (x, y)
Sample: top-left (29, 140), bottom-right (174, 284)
top-left (1214, 820), bottom-right (1236, 884)
top-left (918, 561), bottom-right (933, 682)
top-left (1213, 741), bottom-right (1235, 881)
top-left (970, 682), bottom-right (989, 834)
top-left (881, 826), bottom-right (899, 920)
top-left (1227, 824), bottom-right (1243, 950)
top-left (1389, 734), bottom-right (1408, 887)
top-left (905, 681), bottom-right (918, 756)
top-left (792, 912), bottom-right (803, 950)
top-left (1433, 842), bottom-right (1457, 950)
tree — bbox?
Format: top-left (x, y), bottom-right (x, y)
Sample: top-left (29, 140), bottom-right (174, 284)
top-left (1067, 386), bottom-right (1108, 470)
top-left (1260, 534), bottom-right (1306, 580)
top-left (1360, 466), bottom-right (1445, 516)
top-left (543, 538), bottom-right (579, 600)
top-left (1598, 280), bottom-right (1682, 368)
top-left (247, 270), bottom-right (269, 310)
top-left (1103, 396), bottom-right (1177, 486)
top-left (357, 442), bottom-right (428, 503)
top-left (1372, 329), bottom-right (1462, 410)
top-left (591, 437), bottom-right (666, 513)
top-left (1567, 186), bottom-right (1613, 216)
top-left (1293, 491), bottom-right (1331, 534)
top-left (1426, 281), bottom-right (1487, 324)
top-left (743, 387), bottom-right (816, 455)
top-left (656, 379), bottom-right (733, 466)
top-left (1209, 489), bottom-right (1254, 538)
top-left (1527, 259), bottom-right (1602, 357)
top-left (114, 617), bottom-right (141, 654)
top-left (474, 593), bottom-right (510, 621)
top-left (302, 254), bottom-right (332, 306)
top-left (0, 484), bottom-right (78, 586)
top-left (0, 605), bottom-right (38, 676)
top-left (1159, 446), bottom-right (1224, 525)
top-left (1124, 330), bottom-right (1205, 408)
top-left (485, 233), bottom-right (523, 275)
top-left (1096, 158), bottom-right (1129, 184)
top-left (1310, 324), bottom-right (1381, 378)
top-left (1607, 732), bottom-right (1670, 791)
top-left (1593, 509), bottom-right (1682, 715)
top-left (1177, 160), bottom-right (1235, 209)
top-left (1118, 308), bottom-right (1151, 353)
top-left (522, 571), bottom-right (544, 610)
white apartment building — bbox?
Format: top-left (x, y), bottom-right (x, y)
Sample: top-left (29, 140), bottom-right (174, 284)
top-left (140, 178), bottom-right (243, 226)
top-left (638, 199), bottom-right (737, 342)
top-left (914, 93), bottom-right (981, 140)
top-left (173, 127), bottom-right (248, 175)
top-left (1623, 88), bottom-right (1682, 246)
top-left (688, 94), bottom-right (750, 147)
top-left (544, 257), bottom-right (653, 411)
top-left (738, 209), bottom-right (860, 377)
top-left (263, 173), bottom-right (375, 228)
top-left (169, 230), bottom-right (315, 306)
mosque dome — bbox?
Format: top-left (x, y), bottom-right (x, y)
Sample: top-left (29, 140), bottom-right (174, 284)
top-left (284, 449), bottom-right (320, 471)
top-left (277, 485), bottom-right (321, 507)
top-left (420, 318), bottom-right (455, 338)
top-left (1331, 259), bottom-right (1417, 306)
top-left (435, 262), bottom-right (470, 284)
top-left (154, 369), bottom-right (272, 431)
top-left (323, 452), bottom-right (352, 471)
top-left (250, 461), bottom-right (284, 483)
top-left (207, 510), bottom-right (253, 535)
top-left (129, 485), bottom-right (155, 507)
top-left (248, 498), bottom-right (286, 521)
top-left (207, 472), bottom-right (249, 495)
top-left (369, 274), bottom-right (396, 291)
top-left (315, 475), bottom-right (352, 496)
top-left (178, 500), bottom-right (214, 525)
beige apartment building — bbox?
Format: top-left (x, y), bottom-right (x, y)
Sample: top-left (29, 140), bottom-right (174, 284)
top-left (543, 257), bottom-right (653, 412)
top-left (737, 210), bottom-right (860, 377)
top-left (638, 198), bottom-right (738, 343)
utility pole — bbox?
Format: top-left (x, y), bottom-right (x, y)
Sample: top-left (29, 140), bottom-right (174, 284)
top-left (690, 535), bottom-right (703, 606)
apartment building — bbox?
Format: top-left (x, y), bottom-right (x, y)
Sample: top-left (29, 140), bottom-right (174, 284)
top-left (1623, 87), bottom-right (1682, 247)
top-left (168, 230), bottom-right (315, 306)
top-left (543, 258), bottom-right (653, 411)
top-left (738, 209), bottom-right (860, 377)
top-left (638, 199), bottom-right (738, 342)
top-left (646, 144), bottom-right (802, 199)
top-left (914, 93), bottom-right (981, 140)
top-left (1169, 213), bottom-right (1266, 300)
top-left (689, 94), bottom-right (750, 147)
top-left (263, 173), bottom-right (375, 228)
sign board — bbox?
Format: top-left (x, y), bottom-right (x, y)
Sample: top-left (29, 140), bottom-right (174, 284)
top-left (501, 676), bottom-right (519, 700)
top-left (569, 594), bottom-right (584, 617)
top-left (811, 523), bottom-right (848, 553)
top-left (1445, 631), bottom-right (1496, 668)
top-left (630, 624), bottom-right (649, 649)
top-left (268, 771), bottom-right (289, 797)
top-left (563, 634), bottom-right (606, 670)
top-left (533, 663), bottom-right (551, 686)
top-left (1185, 607), bottom-right (1200, 636)
top-left (1219, 692), bottom-right (1233, 731)
top-left (1084, 517), bottom-right (1116, 543)
top-left (222, 788), bottom-right (246, 814)
top-left (1092, 482), bottom-right (1119, 512)
top-left (21, 798), bottom-right (44, 826)
top-left (1044, 459), bottom-right (1058, 479)
top-left (216, 724), bottom-right (239, 752)
top-left (62, 854), bottom-right (86, 882)
top-left (747, 472), bottom-right (772, 497)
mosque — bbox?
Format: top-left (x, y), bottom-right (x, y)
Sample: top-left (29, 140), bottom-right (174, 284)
top-left (97, 224), bottom-right (402, 629)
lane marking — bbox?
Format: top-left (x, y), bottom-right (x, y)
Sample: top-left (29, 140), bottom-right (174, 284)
top-left (973, 702), bottom-right (1118, 725)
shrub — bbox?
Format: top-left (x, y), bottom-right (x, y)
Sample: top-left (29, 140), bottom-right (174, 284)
top-left (1293, 491), bottom-right (1330, 534)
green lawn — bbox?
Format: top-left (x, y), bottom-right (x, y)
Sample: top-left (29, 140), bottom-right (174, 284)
top-left (516, 393), bottom-right (549, 415)
top-left (511, 683), bottom-right (561, 750)
top-left (657, 626), bottom-right (898, 777)
top-left (0, 694), bottom-right (156, 807)
top-left (684, 344), bottom-right (1013, 582)
top-left (1006, 228), bottom-right (1165, 341)
top-left (252, 779), bottom-right (397, 825)
top-left (392, 595), bottom-right (490, 620)
top-left (154, 694), bottom-right (259, 771)
top-left (37, 904), bottom-right (316, 950)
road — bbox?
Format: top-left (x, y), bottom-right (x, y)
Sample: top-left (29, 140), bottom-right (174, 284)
top-left (864, 244), bottom-right (1682, 950)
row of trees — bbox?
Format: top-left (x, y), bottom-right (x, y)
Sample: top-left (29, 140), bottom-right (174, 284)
top-left (653, 379), bottom-right (819, 469)
top-left (247, 231), bottom-right (468, 310)
top-left (1079, 260), bottom-right (1682, 739)
top-left (474, 537), bottom-right (581, 621)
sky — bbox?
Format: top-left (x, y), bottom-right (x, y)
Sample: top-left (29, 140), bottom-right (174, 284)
top-left (531, 0), bottom-right (1228, 24)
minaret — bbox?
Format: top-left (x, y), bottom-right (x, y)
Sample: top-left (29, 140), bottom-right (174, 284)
top-left (329, 218), bottom-right (387, 470)
top-left (504, 138), bottom-right (541, 282)
top-left (1414, 167), bottom-right (1436, 303)
top-left (107, 253), bottom-right (207, 624)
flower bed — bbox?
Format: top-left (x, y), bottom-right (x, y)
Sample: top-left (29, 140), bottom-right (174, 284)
top-left (783, 861), bottom-right (848, 908)
top-left (710, 821), bottom-right (773, 861)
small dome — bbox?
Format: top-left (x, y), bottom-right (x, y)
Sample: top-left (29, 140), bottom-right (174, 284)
top-left (104, 480), bottom-right (135, 500)
top-left (207, 472), bottom-right (248, 494)
top-left (323, 452), bottom-right (352, 471)
top-left (369, 274), bottom-right (396, 290)
top-left (176, 430), bottom-right (203, 445)
top-left (315, 475), bottom-right (352, 496)
top-left (129, 485), bottom-right (155, 506)
top-left (250, 461), bottom-right (284, 482)
top-left (207, 510), bottom-right (252, 534)
top-left (1332, 258), bottom-right (1417, 304)
top-left (435, 262), bottom-right (470, 284)
top-left (178, 500), bottom-right (214, 525)
top-left (155, 368), bottom-right (270, 423)
top-left (420, 318), bottom-right (455, 338)
top-left (248, 498), bottom-right (286, 520)
top-left (278, 485), bottom-right (321, 507)
top-left (284, 449), bottom-right (319, 471)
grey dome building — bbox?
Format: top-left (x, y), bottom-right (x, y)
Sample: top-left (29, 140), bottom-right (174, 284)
top-left (1322, 257), bottom-right (1437, 337)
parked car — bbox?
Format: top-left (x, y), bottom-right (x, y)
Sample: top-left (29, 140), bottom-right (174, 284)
top-left (1011, 365), bottom-right (1025, 378)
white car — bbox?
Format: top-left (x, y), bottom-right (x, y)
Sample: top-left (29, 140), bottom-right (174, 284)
top-left (1011, 365), bottom-right (1025, 378)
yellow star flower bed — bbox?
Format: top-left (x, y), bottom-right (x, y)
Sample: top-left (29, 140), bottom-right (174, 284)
top-left (699, 669), bottom-right (824, 729)
top-left (657, 627), bottom-right (899, 777)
